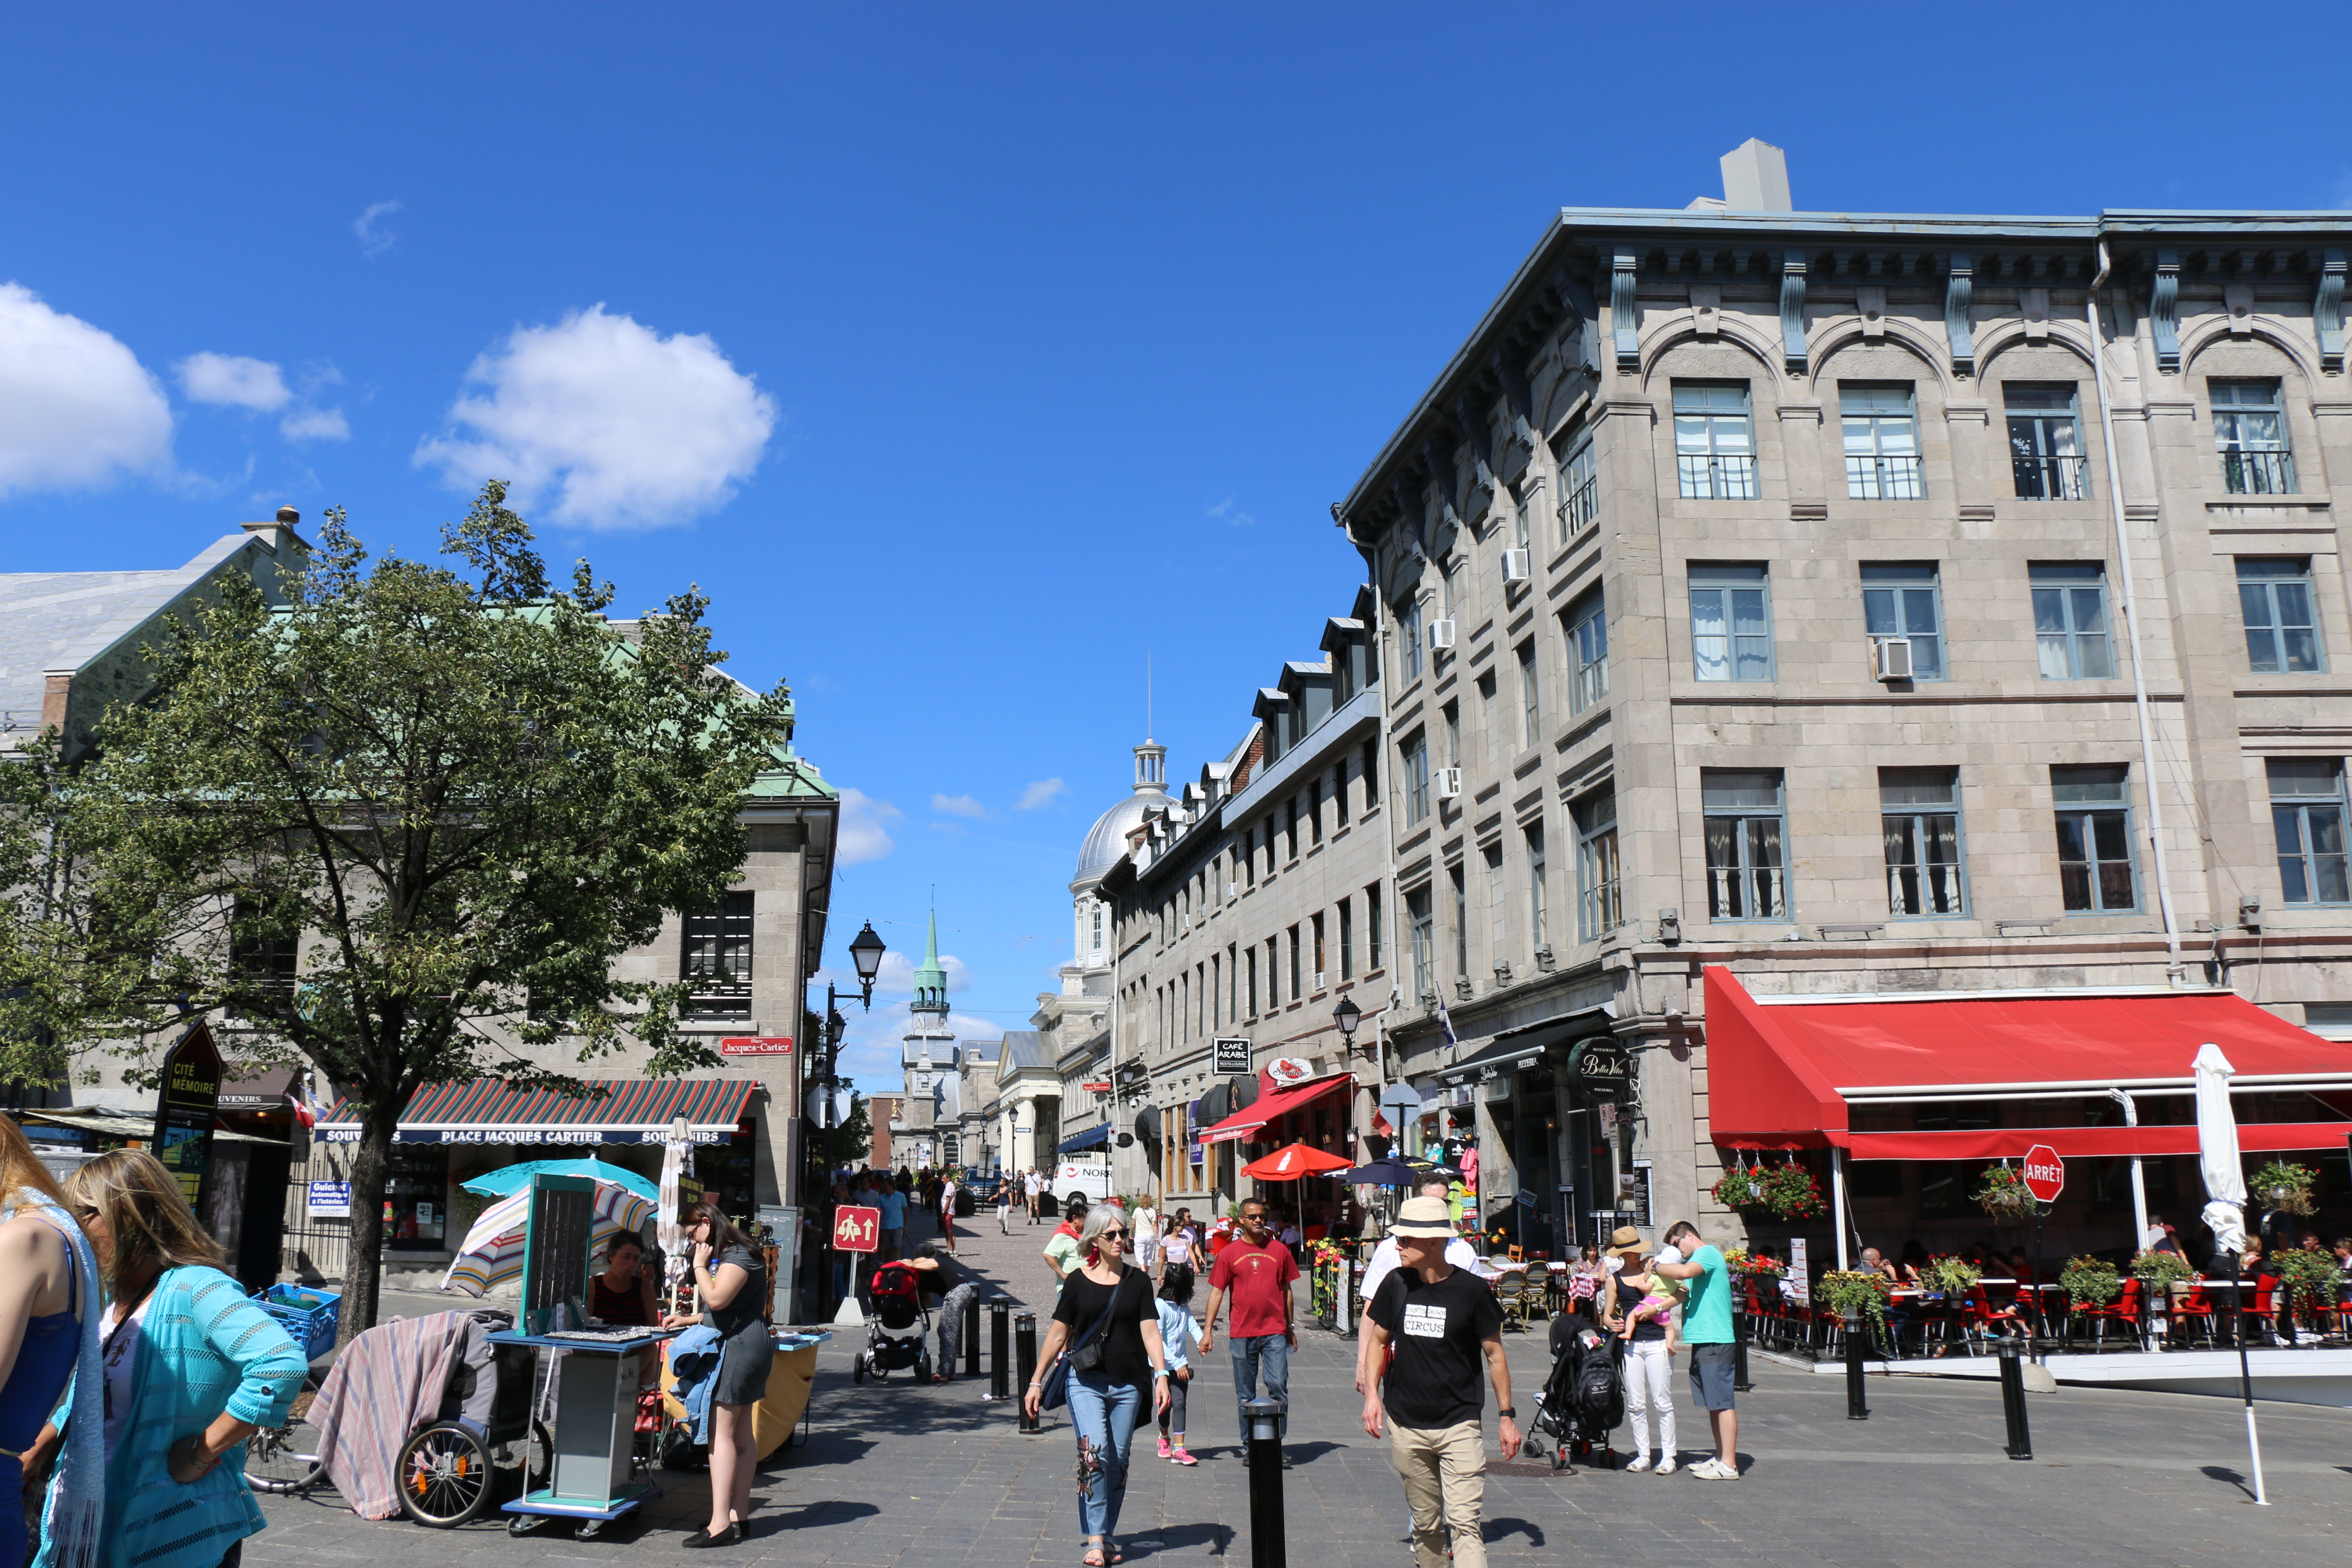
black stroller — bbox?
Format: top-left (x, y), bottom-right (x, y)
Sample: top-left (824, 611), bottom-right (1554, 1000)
top-left (1525, 1317), bottom-right (1623, 1471)
top-left (853, 1260), bottom-right (934, 1382)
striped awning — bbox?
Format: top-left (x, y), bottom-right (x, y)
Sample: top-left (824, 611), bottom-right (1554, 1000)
top-left (316, 1077), bottom-right (760, 1146)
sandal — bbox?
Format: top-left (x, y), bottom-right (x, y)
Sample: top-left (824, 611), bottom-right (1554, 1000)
top-left (1082, 1550), bottom-right (1106, 1567)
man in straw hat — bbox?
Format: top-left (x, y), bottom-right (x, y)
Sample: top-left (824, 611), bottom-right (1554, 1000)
top-left (1357, 1195), bottom-right (1521, 1568)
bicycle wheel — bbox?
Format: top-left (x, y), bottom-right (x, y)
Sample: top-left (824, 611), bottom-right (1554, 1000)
top-left (245, 1370), bottom-right (326, 1494)
top-left (396, 1421), bottom-right (495, 1528)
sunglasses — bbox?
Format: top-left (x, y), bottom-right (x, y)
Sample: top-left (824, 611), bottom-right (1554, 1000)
top-left (1098, 1227), bottom-right (1129, 1240)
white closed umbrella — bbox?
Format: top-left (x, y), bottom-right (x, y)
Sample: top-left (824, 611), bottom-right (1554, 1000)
top-left (2192, 1042), bottom-right (2266, 1506)
top-left (658, 1115), bottom-right (693, 1308)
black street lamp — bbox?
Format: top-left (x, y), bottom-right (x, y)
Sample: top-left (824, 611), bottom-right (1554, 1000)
top-left (808, 921), bottom-right (885, 1323)
top-left (1332, 992), bottom-right (1365, 1055)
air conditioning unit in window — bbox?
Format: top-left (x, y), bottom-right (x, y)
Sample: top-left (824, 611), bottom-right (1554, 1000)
top-left (1870, 637), bottom-right (1914, 681)
top-left (1428, 618), bottom-right (1457, 651)
top-left (1445, 1085), bottom-right (1476, 1109)
top-left (1501, 549), bottom-right (1532, 583)
top-left (1435, 766), bottom-right (1464, 800)
top-left (1312, 971), bottom-right (1326, 991)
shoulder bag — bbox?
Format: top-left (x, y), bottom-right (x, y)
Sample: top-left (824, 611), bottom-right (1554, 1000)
top-left (1038, 1271), bottom-right (1132, 1410)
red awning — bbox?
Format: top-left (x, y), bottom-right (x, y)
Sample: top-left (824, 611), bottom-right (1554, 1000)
top-left (1198, 1071), bottom-right (1353, 1146)
top-left (1704, 967), bottom-right (2352, 1161)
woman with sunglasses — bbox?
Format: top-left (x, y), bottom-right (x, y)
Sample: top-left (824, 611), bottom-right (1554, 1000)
top-left (1022, 1207), bottom-right (1169, 1566)
top-left (660, 1203), bottom-right (771, 1548)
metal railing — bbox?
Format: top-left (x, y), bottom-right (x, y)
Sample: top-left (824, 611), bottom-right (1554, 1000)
top-left (1846, 454), bottom-right (1925, 500)
top-left (1677, 453), bottom-right (1758, 500)
top-left (1557, 473), bottom-right (1599, 537)
top-left (2012, 454), bottom-right (2090, 500)
top-left (2222, 450), bottom-right (2297, 495)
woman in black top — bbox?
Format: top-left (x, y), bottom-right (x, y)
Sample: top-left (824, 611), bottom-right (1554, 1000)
top-left (589, 1235), bottom-right (658, 1326)
top-left (1023, 1206), bottom-right (1169, 1566)
top-left (662, 1203), bottom-right (772, 1547)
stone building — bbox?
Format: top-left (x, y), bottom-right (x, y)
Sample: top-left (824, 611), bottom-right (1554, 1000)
top-left (1331, 141), bottom-right (2352, 1262)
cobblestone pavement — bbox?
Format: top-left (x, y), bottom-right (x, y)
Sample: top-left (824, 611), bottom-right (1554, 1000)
top-left (251, 1213), bottom-right (2350, 1566)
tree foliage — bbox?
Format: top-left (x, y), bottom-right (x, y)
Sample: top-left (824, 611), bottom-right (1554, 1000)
top-left (13, 485), bottom-right (790, 1336)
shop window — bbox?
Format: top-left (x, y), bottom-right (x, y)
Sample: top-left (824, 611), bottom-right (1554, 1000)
top-left (383, 1146), bottom-right (448, 1251)
top-left (682, 890), bottom-right (753, 1016)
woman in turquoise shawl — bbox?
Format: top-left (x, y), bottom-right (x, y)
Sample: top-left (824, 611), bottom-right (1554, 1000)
top-left (22, 1151), bottom-right (304, 1568)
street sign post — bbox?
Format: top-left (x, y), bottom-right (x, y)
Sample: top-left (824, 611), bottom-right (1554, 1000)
top-left (2021, 1145), bottom-right (2065, 1204)
top-left (832, 1204), bottom-right (881, 1253)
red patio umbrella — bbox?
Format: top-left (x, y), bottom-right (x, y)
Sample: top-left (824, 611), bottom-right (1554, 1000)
top-left (1241, 1143), bottom-right (1353, 1240)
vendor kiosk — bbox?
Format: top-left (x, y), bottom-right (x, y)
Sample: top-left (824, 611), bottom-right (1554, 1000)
top-left (490, 1174), bottom-right (672, 1538)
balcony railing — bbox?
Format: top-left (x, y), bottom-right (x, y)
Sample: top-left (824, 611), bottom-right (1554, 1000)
top-left (683, 977), bottom-right (752, 1018)
top-left (2222, 450), bottom-right (2297, 496)
top-left (1677, 453), bottom-right (1758, 500)
top-left (1557, 472), bottom-right (1599, 538)
top-left (1706, 866), bottom-right (1786, 921)
top-left (1846, 454), bottom-right (1926, 500)
top-left (2012, 454), bottom-right (2090, 501)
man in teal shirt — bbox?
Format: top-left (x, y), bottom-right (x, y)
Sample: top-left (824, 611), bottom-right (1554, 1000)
top-left (1652, 1219), bottom-right (1738, 1479)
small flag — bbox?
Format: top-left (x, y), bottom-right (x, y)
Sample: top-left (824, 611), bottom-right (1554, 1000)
top-left (1434, 996), bottom-right (1459, 1049)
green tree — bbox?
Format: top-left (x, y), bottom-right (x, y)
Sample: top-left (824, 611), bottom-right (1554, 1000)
top-left (40, 485), bottom-right (790, 1339)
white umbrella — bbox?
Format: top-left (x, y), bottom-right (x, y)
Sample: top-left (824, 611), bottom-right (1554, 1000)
top-left (658, 1117), bottom-right (693, 1306)
top-left (2191, 1042), bottom-right (2266, 1506)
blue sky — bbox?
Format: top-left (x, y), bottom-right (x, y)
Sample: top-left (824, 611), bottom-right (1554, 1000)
top-left (4, 5), bottom-right (2346, 1090)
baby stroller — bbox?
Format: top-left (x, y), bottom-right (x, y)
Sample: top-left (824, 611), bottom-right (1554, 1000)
top-left (854, 1259), bottom-right (934, 1383)
top-left (1525, 1318), bottom-right (1623, 1472)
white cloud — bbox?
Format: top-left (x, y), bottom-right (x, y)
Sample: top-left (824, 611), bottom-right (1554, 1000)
top-left (931, 793), bottom-right (988, 819)
top-left (279, 407), bottom-right (350, 442)
top-left (874, 949), bottom-right (974, 996)
top-left (837, 788), bottom-right (902, 865)
top-left (414, 304), bottom-right (777, 531)
top-left (354, 200), bottom-right (402, 259)
top-left (1015, 778), bottom-right (1068, 811)
top-left (0, 283), bottom-right (174, 499)
top-left (176, 352), bottom-right (291, 411)
top-left (1207, 495), bottom-right (1255, 527)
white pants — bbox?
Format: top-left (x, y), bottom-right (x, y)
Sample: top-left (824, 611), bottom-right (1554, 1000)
top-left (1624, 1338), bottom-right (1677, 1461)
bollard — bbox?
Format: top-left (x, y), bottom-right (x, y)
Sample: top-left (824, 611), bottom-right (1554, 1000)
top-left (965, 1292), bottom-right (982, 1378)
top-left (1015, 1312), bottom-right (1041, 1433)
top-left (1733, 1301), bottom-right (1753, 1392)
top-left (1243, 1396), bottom-right (1287, 1568)
top-left (1842, 1311), bottom-right (1868, 1421)
top-left (988, 1300), bottom-right (1011, 1400)
top-left (1997, 1338), bottom-right (2033, 1459)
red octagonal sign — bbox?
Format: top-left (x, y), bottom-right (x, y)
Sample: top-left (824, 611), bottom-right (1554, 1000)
top-left (2021, 1144), bottom-right (2066, 1204)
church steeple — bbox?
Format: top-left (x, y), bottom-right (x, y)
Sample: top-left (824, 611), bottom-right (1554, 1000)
top-left (910, 908), bottom-right (949, 1020)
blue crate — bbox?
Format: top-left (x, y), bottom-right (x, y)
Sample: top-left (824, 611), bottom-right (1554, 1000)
top-left (255, 1284), bottom-right (340, 1361)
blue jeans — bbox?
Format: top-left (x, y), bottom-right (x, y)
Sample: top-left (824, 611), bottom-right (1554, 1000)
top-left (1065, 1374), bottom-right (1142, 1541)
top-left (1229, 1333), bottom-right (1289, 1442)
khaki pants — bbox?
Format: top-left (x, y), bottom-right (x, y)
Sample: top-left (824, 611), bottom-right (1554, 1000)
top-left (1387, 1419), bottom-right (1487, 1568)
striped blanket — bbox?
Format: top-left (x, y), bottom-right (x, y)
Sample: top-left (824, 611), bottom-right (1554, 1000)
top-left (306, 1311), bottom-right (474, 1519)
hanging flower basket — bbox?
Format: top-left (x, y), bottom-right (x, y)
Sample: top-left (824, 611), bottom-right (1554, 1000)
top-left (1723, 1247), bottom-right (1787, 1280)
top-left (1755, 1162), bottom-right (1827, 1220)
top-left (1711, 1167), bottom-right (1765, 1211)
top-left (2249, 1161), bottom-right (2319, 1216)
top-left (1973, 1164), bottom-right (2040, 1222)
top-left (2059, 1255), bottom-right (2122, 1308)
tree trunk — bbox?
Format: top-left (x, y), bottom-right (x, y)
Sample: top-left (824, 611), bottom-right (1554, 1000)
top-left (338, 1102), bottom-right (398, 1344)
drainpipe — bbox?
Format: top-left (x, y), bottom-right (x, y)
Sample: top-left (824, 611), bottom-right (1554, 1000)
top-left (2108, 1087), bottom-right (2150, 1248)
top-left (2088, 240), bottom-right (2187, 984)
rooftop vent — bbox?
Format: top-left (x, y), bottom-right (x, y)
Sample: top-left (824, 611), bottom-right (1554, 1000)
top-left (1719, 138), bottom-right (1792, 211)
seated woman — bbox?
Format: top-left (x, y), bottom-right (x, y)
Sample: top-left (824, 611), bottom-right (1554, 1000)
top-left (590, 1234), bottom-right (660, 1326)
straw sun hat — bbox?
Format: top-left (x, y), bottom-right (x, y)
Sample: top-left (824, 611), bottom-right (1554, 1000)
top-left (1390, 1196), bottom-right (1456, 1238)
top-left (1606, 1225), bottom-right (1647, 1256)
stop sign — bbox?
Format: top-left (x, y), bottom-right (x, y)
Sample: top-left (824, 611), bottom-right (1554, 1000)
top-left (2021, 1144), bottom-right (2065, 1204)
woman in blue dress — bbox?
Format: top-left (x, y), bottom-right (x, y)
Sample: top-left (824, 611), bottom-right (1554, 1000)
top-left (0, 1117), bottom-right (101, 1568)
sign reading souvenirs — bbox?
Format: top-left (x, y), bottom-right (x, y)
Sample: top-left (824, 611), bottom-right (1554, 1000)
top-left (150, 1022), bottom-right (223, 1208)
top-left (1213, 1036), bottom-right (1253, 1075)
top-left (1569, 1039), bottom-right (1631, 1096)
top-left (2021, 1144), bottom-right (2066, 1204)
top-left (832, 1205), bottom-right (882, 1253)
top-left (719, 1036), bottom-right (793, 1057)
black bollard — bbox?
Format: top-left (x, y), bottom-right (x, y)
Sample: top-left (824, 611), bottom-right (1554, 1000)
top-left (1243, 1396), bottom-right (1287, 1568)
top-left (1733, 1300), bottom-right (1753, 1392)
top-left (988, 1300), bottom-right (1011, 1401)
top-left (965, 1292), bottom-right (982, 1378)
top-left (1843, 1311), bottom-right (1868, 1420)
top-left (1015, 1312), bottom-right (1041, 1433)
top-left (1997, 1338), bottom-right (2033, 1459)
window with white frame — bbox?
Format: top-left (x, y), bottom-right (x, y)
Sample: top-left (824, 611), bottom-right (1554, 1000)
top-left (2268, 758), bottom-right (2349, 906)
top-left (1701, 769), bottom-right (1786, 921)
top-left (1403, 734), bottom-right (1430, 824)
top-left (1407, 886), bottom-right (1434, 999)
top-left (1557, 437), bottom-right (1598, 539)
top-left (2005, 383), bottom-right (2088, 500)
top-left (1841, 383), bottom-right (1924, 499)
top-left (1880, 768), bottom-right (1965, 917)
top-left (2051, 764), bottom-right (2137, 913)
top-left (1574, 787), bottom-right (1622, 942)
top-left (1673, 381), bottom-right (1757, 499)
top-left (1566, 590), bottom-right (1608, 713)
top-left (1689, 563), bottom-right (1773, 682)
top-left (2030, 563), bottom-right (2115, 680)
top-left (2213, 380), bottom-right (2295, 495)
top-left (2238, 558), bottom-right (2322, 674)
top-left (1861, 562), bottom-right (1945, 680)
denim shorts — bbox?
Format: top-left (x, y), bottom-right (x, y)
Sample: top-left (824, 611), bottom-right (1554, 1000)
top-left (1688, 1341), bottom-right (1737, 1411)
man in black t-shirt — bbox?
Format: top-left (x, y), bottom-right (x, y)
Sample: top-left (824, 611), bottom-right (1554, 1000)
top-left (1358, 1197), bottom-right (1520, 1568)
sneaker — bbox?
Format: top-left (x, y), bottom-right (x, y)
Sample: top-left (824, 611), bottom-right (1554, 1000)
top-left (1624, 1455), bottom-right (1653, 1473)
top-left (1156, 1436), bottom-right (1173, 1460)
top-left (1654, 1458), bottom-right (1677, 1476)
top-left (1692, 1458), bottom-right (1740, 1480)
top-left (1170, 1446), bottom-right (1198, 1467)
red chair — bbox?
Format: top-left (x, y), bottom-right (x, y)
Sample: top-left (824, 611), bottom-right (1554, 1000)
top-left (2074, 1277), bottom-right (2140, 1348)
top-left (1963, 1285), bottom-right (2023, 1354)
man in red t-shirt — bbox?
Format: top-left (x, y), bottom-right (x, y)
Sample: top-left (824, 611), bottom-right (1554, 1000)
top-left (1200, 1198), bottom-right (1300, 1460)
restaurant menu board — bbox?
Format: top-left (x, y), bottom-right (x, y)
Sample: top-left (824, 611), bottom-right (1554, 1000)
top-left (151, 1023), bottom-right (223, 1209)
top-left (1786, 1237), bottom-right (1810, 1305)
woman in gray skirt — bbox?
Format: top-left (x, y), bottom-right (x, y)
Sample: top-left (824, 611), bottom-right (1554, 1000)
top-left (662, 1202), bottom-right (773, 1547)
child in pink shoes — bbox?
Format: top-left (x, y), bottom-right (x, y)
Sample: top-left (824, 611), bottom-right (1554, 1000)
top-left (1155, 1264), bottom-right (1202, 1464)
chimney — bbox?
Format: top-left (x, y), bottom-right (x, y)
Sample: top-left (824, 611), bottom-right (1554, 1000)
top-left (241, 505), bottom-right (302, 556)
top-left (1721, 138), bottom-right (1793, 211)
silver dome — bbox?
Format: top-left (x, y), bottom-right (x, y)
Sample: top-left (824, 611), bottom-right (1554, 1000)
top-left (1073, 788), bottom-right (1166, 888)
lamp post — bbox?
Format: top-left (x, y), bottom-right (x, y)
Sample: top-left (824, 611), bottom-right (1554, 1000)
top-left (808, 921), bottom-right (886, 1323)
top-left (1332, 992), bottom-right (1363, 1054)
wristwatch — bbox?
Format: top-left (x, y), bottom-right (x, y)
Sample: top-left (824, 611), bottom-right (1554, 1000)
top-left (1495, 1407), bottom-right (1517, 1419)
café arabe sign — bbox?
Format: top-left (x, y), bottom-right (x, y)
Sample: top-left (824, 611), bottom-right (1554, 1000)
top-left (1568, 1038), bottom-right (1632, 1098)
